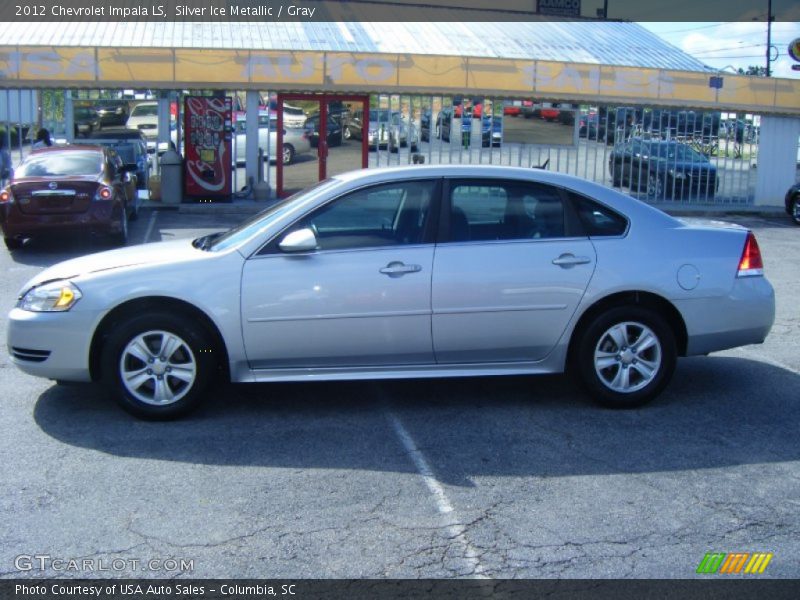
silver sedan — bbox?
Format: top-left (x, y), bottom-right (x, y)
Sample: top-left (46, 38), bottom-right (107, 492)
top-left (7, 166), bottom-right (775, 419)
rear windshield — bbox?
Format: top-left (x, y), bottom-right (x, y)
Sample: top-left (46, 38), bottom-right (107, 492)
top-left (16, 152), bottom-right (103, 178)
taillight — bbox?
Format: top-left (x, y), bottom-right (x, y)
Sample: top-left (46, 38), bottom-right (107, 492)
top-left (95, 186), bottom-right (113, 201)
top-left (737, 231), bottom-right (763, 277)
top-left (0, 189), bottom-right (11, 204)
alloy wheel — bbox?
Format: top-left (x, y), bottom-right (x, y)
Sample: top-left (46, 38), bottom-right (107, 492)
top-left (119, 330), bottom-right (197, 406)
top-left (593, 321), bottom-right (662, 394)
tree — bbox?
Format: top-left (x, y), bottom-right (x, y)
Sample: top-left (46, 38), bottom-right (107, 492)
top-left (737, 65), bottom-right (767, 76)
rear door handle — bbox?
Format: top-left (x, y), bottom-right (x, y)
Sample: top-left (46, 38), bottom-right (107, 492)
top-left (380, 262), bottom-right (422, 277)
top-left (552, 253), bottom-right (592, 268)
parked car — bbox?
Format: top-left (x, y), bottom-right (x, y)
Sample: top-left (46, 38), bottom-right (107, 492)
top-left (435, 110), bottom-right (500, 147)
top-left (0, 145), bottom-right (139, 249)
top-left (73, 107), bottom-right (101, 138)
top-left (349, 110), bottom-right (417, 152)
top-left (785, 182), bottom-right (800, 225)
top-left (81, 128), bottom-right (150, 190)
top-left (125, 102), bottom-right (158, 141)
top-left (6, 165), bottom-right (774, 419)
top-left (233, 113), bottom-right (311, 165)
top-left (503, 102), bottom-right (521, 117)
top-left (93, 100), bottom-right (130, 127)
top-left (303, 113), bottom-right (343, 148)
top-left (578, 113), bottom-right (603, 139)
top-left (609, 138), bottom-right (718, 200)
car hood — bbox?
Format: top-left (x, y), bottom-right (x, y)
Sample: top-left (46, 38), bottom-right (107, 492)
top-left (21, 238), bottom-right (204, 291)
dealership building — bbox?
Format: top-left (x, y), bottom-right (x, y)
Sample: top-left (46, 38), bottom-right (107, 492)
top-left (1, 19), bottom-right (798, 204)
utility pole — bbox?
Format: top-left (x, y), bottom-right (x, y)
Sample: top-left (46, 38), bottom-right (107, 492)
top-left (766, 0), bottom-right (772, 76)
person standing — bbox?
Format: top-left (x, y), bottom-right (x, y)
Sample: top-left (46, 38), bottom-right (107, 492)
top-left (0, 138), bottom-right (11, 188)
top-left (32, 128), bottom-right (52, 150)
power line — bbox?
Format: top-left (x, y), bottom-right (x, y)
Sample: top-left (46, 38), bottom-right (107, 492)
top-left (651, 22), bottom-right (736, 35)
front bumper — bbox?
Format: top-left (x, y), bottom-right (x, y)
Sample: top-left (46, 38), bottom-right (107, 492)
top-left (7, 307), bottom-right (103, 382)
top-left (676, 276), bottom-right (775, 356)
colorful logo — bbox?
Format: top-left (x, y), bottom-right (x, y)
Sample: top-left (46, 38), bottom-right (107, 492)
top-left (696, 552), bottom-right (773, 574)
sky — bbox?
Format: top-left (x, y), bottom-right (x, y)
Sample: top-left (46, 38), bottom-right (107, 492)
top-left (642, 22), bottom-right (800, 78)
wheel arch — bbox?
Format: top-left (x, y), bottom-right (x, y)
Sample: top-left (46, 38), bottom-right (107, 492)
top-left (89, 296), bottom-right (230, 382)
top-left (567, 290), bottom-right (689, 365)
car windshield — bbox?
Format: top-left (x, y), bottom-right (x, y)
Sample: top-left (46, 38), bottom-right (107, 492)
top-left (75, 108), bottom-right (95, 118)
top-left (645, 143), bottom-right (706, 162)
top-left (16, 152), bottom-right (103, 177)
top-left (205, 179), bottom-right (340, 252)
top-left (131, 104), bottom-right (158, 117)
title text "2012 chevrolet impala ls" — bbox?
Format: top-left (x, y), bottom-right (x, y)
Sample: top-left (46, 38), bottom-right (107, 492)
top-left (6, 166), bottom-right (774, 419)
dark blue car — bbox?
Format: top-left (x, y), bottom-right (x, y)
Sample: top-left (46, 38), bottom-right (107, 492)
top-left (609, 138), bottom-right (718, 200)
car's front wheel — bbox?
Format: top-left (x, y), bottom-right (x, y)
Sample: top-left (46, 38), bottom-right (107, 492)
top-left (791, 195), bottom-right (800, 226)
top-left (575, 306), bottom-right (676, 409)
top-left (103, 312), bottom-right (215, 419)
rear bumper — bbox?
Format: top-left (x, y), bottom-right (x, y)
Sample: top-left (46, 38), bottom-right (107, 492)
top-left (675, 276), bottom-right (775, 356)
top-left (0, 199), bottom-right (121, 240)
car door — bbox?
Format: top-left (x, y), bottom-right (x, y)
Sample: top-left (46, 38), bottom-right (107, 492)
top-left (432, 179), bottom-right (596, 363)
top-left (241, 178), bottom-right (440, 370)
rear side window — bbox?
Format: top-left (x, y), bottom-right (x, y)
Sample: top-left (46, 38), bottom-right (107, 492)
top-left (448, 180), bottom-right (566, 242)
top-left (570, 192), bottom-right (628, 237)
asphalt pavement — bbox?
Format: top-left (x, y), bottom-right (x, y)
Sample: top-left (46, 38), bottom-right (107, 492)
top-left (0, 210), bottom-right (798, 579)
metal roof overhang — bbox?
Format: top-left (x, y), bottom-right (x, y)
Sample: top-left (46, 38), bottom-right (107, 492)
top-left (1, 46), bottom-right (798, 116)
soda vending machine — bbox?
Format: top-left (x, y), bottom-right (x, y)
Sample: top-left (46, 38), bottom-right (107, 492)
top-left (183, 96), bottom-right (232, 200)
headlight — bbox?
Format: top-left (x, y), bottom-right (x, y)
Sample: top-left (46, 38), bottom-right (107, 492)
top-left (19, 281), bottom-right (83, 312)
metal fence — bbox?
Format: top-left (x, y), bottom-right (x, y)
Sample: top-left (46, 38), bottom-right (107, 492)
top-left (364, 95), bottom-right (762, 205)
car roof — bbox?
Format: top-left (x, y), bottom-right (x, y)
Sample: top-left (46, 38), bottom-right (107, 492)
top-left (84, 128), bottom-right (146, 140)
top-left (29, 145), bottom-right (106, 155)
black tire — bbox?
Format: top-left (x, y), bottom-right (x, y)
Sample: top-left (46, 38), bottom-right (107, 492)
top-left (102, 311), bottom-right (216, 419)
top-left (574, 306), bottom-right (677, 409)
top-left (282, 144), bottom-right (295, 165)
top-left (4, 237), bottom-right (23, 250)
top-left (610, 164), bottom-right (622, 187)
top-left (647, 174), bottom-right (665, 199)
top-left (128, 196), bottom-right (139, 221)
top-left (112, 204), bottom-right (128, 246)
top-left (791, 196), bottom-right (800, 226)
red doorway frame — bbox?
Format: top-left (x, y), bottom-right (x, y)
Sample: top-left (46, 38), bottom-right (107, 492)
top-left (277, 93), bottom-right (369, 198)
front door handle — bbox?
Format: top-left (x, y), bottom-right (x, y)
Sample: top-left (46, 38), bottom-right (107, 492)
top-left (552, 253), bottom-right (592, 268)
top-left (380, 262), bottom-right (422, 277)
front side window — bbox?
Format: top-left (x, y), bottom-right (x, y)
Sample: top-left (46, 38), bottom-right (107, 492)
top-left (448, 180), bottom-right (566, 242)
top-left (290, 180), bottom-right (437, 251)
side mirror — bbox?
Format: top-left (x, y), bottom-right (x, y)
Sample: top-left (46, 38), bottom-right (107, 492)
top-left (279, 228), bottom-right (318, 253)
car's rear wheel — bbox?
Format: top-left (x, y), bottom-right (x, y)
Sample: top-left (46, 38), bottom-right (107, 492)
top-left (102, 312), bottom-right (215, 419)
top-left (282, 144), bottom-right (295, 165)
top-left (112, 205), bottom-right (128, 246)
top-left (4, 237), bottom-right (23, 250)
top-left (791, 195), bottom-right (800, 226)
top-left (575, 306), bottom-right (676, 409)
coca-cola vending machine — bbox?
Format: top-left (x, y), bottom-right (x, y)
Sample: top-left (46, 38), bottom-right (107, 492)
top-left (183, 96), bottom-right (232, 200)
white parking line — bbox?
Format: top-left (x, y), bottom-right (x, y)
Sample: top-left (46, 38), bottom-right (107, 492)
top-left (143, 211), bottom-right (158, 244)
top-left (385, 407), bottom-right (488, 578)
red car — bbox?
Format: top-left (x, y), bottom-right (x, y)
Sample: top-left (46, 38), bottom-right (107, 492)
top-left (0, 145), bottom-right (139, 250)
